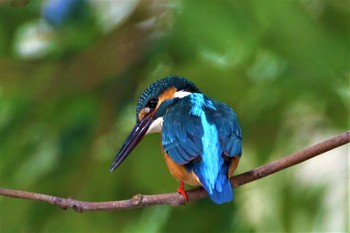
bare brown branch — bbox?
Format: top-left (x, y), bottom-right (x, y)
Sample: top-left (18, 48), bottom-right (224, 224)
top-left (0, 131), bottom-right (349, 212)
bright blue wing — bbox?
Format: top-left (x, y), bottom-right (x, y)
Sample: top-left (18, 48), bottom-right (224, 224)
top-left (162, 96), bottom-right (242, 164)
top-left (206, 101), bottom-right (242, 158)
top-left (162, 97), bottom-right (203, 164)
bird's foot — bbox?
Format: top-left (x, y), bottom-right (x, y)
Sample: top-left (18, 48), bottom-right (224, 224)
top-left (177, 181), bottom-right (188, 202)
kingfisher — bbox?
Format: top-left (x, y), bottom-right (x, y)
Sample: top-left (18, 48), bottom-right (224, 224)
top-left (110, 76), bottom-right (242, 204)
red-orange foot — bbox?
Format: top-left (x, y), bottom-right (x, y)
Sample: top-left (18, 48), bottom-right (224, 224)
top-left (177, 181), bottom-right (188, 202)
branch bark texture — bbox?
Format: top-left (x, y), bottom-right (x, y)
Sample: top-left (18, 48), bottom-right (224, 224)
top-left (1, 131), bottom-right (349, 212)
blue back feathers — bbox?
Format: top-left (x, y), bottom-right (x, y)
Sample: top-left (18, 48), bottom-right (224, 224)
top-left (162, 93), bottom-right (242, 204)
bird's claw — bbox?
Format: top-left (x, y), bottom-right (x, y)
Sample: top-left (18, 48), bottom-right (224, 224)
top-left (177, 181), bottom-right (188, 202)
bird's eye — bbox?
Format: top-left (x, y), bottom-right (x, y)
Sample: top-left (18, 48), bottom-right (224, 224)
top-left (146, 98), bottom-right (158, 109)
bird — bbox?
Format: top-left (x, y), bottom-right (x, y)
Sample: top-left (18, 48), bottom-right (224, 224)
top-left (110, 76), bottom-right (242, 204)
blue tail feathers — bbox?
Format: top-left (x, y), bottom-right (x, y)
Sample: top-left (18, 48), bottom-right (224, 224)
top-left (195, 166), bottom-right (234, 204)
top-left (210, 173), bottom-right (233, 204)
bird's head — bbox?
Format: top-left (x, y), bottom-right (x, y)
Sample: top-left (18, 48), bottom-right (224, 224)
top-left (110, 76), bottom-right (201, 172)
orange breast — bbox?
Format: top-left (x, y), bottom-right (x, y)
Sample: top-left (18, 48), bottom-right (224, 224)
top-left (162, 146), bottom-right (240, 187)
top-left (161, 147), bottom-right (201, 187)
top-left (229, 157), bottom-right (240, 177)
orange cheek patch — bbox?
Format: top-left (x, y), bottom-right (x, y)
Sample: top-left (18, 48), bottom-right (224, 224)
top-left (158, 87), bottom-right (177, 107)
top-left (138, 109), bottom-right (148, 121)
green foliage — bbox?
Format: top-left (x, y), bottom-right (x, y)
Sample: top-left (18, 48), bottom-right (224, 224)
top-left (0, 0), bottom-right (348, 232)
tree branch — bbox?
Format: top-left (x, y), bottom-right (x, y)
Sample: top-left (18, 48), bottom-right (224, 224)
top-left (1, 131), bottom-right (349, 212)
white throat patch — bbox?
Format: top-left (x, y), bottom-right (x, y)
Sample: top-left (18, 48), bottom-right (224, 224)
top-left (146, 117), bottom-right (164, 134)
top-left (174, 90), bottom-right (192, 98)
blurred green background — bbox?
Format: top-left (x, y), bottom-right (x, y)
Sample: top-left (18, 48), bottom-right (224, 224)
top-left (0, 0), bottom-right (348, 232)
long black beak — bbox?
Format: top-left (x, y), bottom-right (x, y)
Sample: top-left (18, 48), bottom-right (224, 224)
top-left (109, 114), bottom-right (154, 172)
